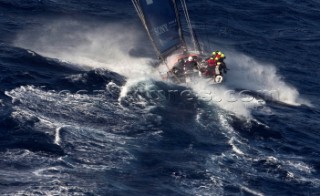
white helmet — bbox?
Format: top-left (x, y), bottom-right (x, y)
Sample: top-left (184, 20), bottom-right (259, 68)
top-left (188, 56), bottom-right (193, 61)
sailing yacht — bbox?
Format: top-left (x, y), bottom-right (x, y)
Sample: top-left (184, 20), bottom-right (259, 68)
top-left (132, 0), bottom-right (226, 84)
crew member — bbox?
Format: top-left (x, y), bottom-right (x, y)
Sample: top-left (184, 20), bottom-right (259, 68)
top-left (217, 52), bottom-right (228, 74)
top-left (184, 56), bottom-right (198, 71)
top-left (205, 50), bottom-right (228, 76)
top-left (211, 51), bottom-right (225, 63)
top-left (204, 57), bottom-right (216, 77)
top-left (218, 61), bottom-right (228, 74)
top-left (171, 58), bottom-right (184, 76)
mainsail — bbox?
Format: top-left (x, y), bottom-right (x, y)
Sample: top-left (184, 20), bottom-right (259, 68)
top-left (132, 0), bottom-right (226, 85)
top-left (132, 0), bottom-right (186, 60)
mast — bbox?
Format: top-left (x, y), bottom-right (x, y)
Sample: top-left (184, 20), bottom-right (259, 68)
top-left (173, 0), bottom-right (186, 50)
top-left (180, 0), bottom-right (201, 52)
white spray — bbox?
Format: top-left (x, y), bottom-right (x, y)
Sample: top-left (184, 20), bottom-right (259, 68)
top-left (14, 20), bottom-right (159, 80)
top-left (14, 19), bottom-right (311, 116)
top-left (224, 52), bottom-right (311, 106)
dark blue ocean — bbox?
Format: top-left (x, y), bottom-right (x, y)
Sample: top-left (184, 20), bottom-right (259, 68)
top-left (1, 0), bottom-right (319, 195)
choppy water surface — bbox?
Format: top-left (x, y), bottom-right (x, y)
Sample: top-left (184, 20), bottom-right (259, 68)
top-left (0, 0), bottom-right (319, 195)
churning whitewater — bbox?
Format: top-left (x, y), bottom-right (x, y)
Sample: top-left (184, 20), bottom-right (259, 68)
top-left (0, 0), bottom-right (319, 195)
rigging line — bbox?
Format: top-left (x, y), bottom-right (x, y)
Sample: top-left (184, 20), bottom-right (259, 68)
top-left (132, 1), bottom-right (170, 78)
top-left (204, 0), bottom-right (211, 52)
top-left (132, 0), bottom-right (181, 83)
top-left (173, 0), bottom-right (186, 49)
top-left (180, 0), bottom-right (195, 50)
top-left (132, 1), bottom-right (172, 70)
top-left (181, 0), bottom-right (201, 52)
top-left (132, 0), bottom-right (161, 59)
